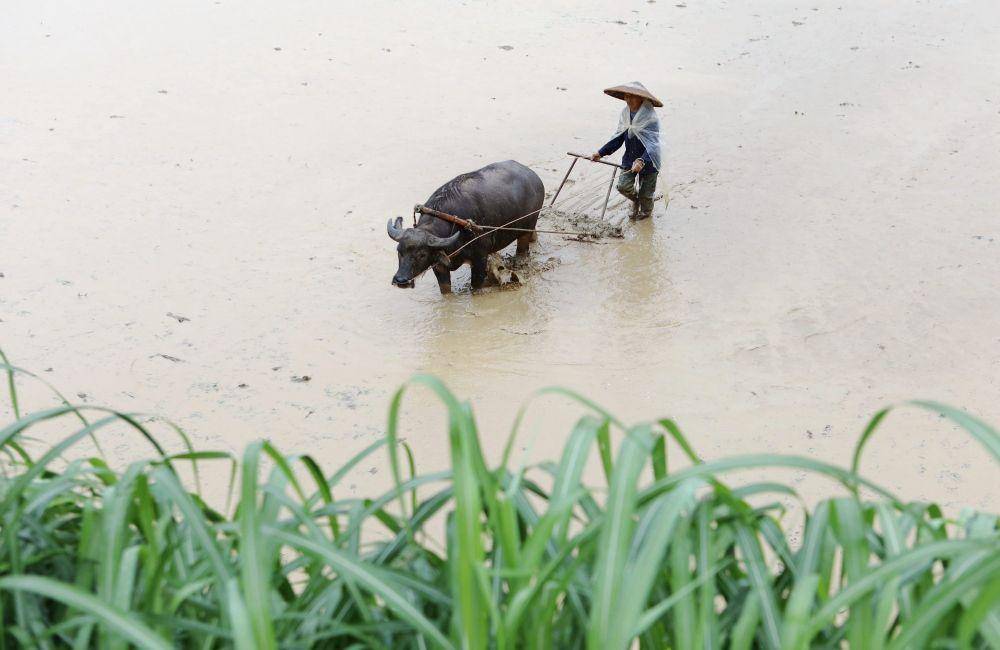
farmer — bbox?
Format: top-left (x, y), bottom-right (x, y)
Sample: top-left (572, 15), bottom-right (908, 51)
top-left (590, 81), bottom-right (663, 220)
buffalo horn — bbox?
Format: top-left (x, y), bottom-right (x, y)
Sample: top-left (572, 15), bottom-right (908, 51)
top-left (386, 216), bottom-right (405, 241)
top-left (427, 231), bottom-right (462, 249)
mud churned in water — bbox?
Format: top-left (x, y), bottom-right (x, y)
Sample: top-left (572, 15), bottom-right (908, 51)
top-left (2, 0), bottom-right (998, 509)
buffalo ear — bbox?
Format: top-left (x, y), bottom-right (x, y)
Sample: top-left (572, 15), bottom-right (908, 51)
top-left (387, 217), bottom-right (405, 241)
top-left (435, 251), bottom-right (451, 267)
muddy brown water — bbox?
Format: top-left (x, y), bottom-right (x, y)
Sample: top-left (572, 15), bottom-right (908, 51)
top-left (2, 0), bottom-right (998, 510)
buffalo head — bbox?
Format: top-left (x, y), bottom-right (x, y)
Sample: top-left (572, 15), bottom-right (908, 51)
top-left (387, 217), bottom-right (461, 288)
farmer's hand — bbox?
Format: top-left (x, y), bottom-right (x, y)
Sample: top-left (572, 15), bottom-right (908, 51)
top-left (630, 159), bottom-right (645, 174)
top-left (590, 152), bottom-right (602, 161)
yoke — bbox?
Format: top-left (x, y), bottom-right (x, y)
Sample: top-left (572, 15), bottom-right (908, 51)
top-left (413, 204), bottom-right (483, 233)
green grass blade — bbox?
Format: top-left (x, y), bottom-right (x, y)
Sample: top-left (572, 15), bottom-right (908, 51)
top-left (780, 574), bottom-right (819, 650)
top-left (666, 506), bottom-right (695, 649)
top-left (640, 453), bottom-right (897, 505)
top-left (729, 593), bottom-right (760, 650)
top-left (270, 528), bottom-right (454, 649)
top-left (875, 502), bottom-right (914, 618)
top-left (0, 350), bottom-right (20, 419)
top-left (237, 441), bottom-right (276, 650)
top-left (795, 500), bottom-right (830, 576)
top-left (1, 364), bottom-right (997, 650)
top-left (955, 573), bottom-right (1000, 649)
top-left (695, 501), bottom-right (720, 649)
top-left (588, 425), bottom-right (655, 649)
top-left (888, 551), bottom-right (1000, 650)
top-left (0, 576), bottom-right (171, 650)
top-left (735, 521), bottom-right (783, 649)
top-left (656, 418), bottom-right (703, 465)
top-left (502, 386), bottom-right (624, 473)
top-left (224, 579), bottom-right (257, 650)
top-left (806, 538), bottom-right (998, 640)
top-left (871, 575), bottom-right (902, 649)
top-left (621, 480), bottom-right (700, 647)
top-left (386, 377), bottom-right (488, 649)
top-left (521, 415), bottom-right (601, 565)
top-left (633, 561), bottom-right (726, 638)
top-left (830, 498), bottom-right (872, 649)
top-left (852, 401), bottom-right (1000, 474)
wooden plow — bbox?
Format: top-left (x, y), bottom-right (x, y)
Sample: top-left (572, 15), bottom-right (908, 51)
top-left (549, 152), bottom-right (627, 221)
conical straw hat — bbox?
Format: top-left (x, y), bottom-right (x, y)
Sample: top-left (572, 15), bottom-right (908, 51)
top-left (603, 81), bottom-right (663, 107)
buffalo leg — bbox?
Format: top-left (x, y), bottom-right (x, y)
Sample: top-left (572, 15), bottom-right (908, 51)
top-left (433, 265), bottom-right (452, 294)
top-left (470, 256), bottom-right (488, 289)
top-left (516, 233), bottom-right (532, 257)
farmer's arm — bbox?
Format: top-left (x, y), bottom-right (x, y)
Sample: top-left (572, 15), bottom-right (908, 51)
top-left (631, 149), bottom-right (653, 173)
top-left (592, 132), bottom-right (625, 160)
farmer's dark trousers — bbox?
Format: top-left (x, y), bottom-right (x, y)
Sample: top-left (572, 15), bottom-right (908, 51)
top-left (617, 170), bottom-right (658, 214)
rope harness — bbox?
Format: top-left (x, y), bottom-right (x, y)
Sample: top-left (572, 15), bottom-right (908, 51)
top-left (414, 153), bottom-right (629, 260)
top-left (413, 204), bottom-right (597, 260)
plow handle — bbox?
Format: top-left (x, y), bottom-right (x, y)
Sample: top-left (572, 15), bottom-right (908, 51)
top-left (567, 152), bottom-right (626, 169)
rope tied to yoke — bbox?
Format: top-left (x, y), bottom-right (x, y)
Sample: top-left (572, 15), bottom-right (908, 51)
top-left (412, 153), bottom-right (628, 259)
top-left (417, 202), bottom-right (585, 260)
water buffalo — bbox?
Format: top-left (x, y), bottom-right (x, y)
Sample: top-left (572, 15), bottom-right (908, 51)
top-left (387, 160), bottom-right (544, 293)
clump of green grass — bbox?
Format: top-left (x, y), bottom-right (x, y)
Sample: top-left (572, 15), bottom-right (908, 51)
top-left (1, 351), bottom-right (998, 649)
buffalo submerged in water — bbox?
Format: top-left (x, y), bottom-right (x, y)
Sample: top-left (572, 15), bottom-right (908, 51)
top-left (387, 160), bottom-right (544, 293)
